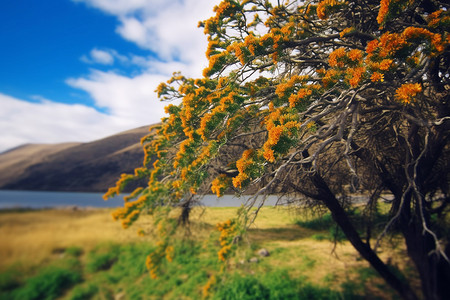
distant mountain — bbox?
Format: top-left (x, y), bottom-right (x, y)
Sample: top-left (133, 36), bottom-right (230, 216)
top-left (0, 126), bottom-right (151, 192)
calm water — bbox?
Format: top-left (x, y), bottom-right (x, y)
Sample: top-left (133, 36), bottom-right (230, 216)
top-left (0, 190), bottom-right (122, 209)
top-left (0, 190), bottom-right (281, 209)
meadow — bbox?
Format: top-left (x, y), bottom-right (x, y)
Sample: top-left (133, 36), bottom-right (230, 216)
top-left (0, 205), bottom-right (418, 299)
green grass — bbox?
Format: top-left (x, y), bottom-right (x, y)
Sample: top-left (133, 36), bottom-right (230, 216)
top-left (64, 246), bottom-right (83, 258)
top-left (0, 237), bottom-right (366, 300)
top-left (85, 243), bottom-right (120, 273)
top-left (212, 270), bottom-right (357, 300)
top-left (295, 206), bottom-right (392, 242)
top-left (68, 283), bottom-right (98, 300)
top-left (0, 254), bottom-right (82, 300)
top-left (295, 212), bottom-right (337, 231)
top-left (0, 206), bottom-right (413, 299)
top-left (296, 212), bottom-right (347, 242)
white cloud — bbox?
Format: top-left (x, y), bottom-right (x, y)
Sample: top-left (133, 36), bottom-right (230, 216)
top-left (66, 70), bottom-right (169, 122)
top-left (1, 0), bottom-right (221, 152)
top-left (73, 0), bottom-right (161, 16)
top-left (116, 17), bottom-right (148, 47)
top-left (75, 0), bottom-right (220, 73)
top-left (81, 48), bottom-right (131, 65)
top-left (71, 0), bottom-right (222, 121)
top-left (90, 48), bottom-right (115, 64)
top-left (68, 0), bottom-right (220, 130)
top-left (0, 93), bottom-right (137, 153)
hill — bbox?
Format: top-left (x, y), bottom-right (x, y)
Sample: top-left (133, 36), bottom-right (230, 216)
top-left (0, 126), bottom-right (151, 192)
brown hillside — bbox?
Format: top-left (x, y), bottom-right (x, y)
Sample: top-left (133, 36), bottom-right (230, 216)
top-left (0, 126), bottom-right (151, 192)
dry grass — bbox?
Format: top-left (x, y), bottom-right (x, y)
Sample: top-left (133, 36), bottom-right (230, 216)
top-left (0, 208), bottom-right (145, 269)
top-left (187, 206), bottom-right (411, 292)
top-left (0, 205), bottom-right (413, 296)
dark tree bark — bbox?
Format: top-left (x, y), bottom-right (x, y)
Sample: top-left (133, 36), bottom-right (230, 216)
top-left (309, 173), bottom-right (419, 300)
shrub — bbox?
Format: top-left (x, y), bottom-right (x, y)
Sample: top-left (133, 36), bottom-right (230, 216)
top-left (65, 246), bottom-right (83, 257)
top-left (109, 243), bottom-right (149, 278)
top-left (212, 270), bottom-right (351, 300)
top-left (213, 274), bottom-right (270, 300)
top-left (0, 268), bottom-right (22, 300)
top-left (296, 213), bottom-right (336, 231)
top-left (0, 268), bottom-right (21, 291)
top-left (69, 283), bottom-right (98, 300)
top-left (12, 266), bottom-right (81, 300)
top-left (297, 213), bottom-right (347, 242)
top-left (86, 244), bottom-right (120, 273)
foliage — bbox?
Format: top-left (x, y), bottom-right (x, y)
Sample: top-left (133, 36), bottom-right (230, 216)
top-left (14, 267), bottom-right (81, 300)
top-left (0, 206), bottom-right (413, 299)
top-left (1, 258), bottom-right (82, 300)
top-left (297, 206), bottom-right (391, 242)
top-left (0, 269), bottom-right (21, 294)
top-left (85, 243), bottom-right (120, 273)
top-left (65, 246), bottom-right (83, 257)
top-left (105, 0), bottom-right (450, 299)
top-left (296, 212), bottom-right (337, 231)
top-left (68, 283), bottom-right (98, 300)
top-left (212, 270), bottom-right (353, 300)
top-left (213, 274), bottom-right (270, 299)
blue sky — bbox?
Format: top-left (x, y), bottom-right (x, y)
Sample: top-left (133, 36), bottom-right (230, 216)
top-left (0, 0), bottom-right (219, 152)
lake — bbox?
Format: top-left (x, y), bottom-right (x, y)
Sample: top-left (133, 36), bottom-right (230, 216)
top-left (0, 190), bottom-right (281, 209)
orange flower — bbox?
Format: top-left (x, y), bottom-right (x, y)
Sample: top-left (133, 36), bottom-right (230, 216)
top-left (263, 146), bottom-right (275, 162)
top-left (268, 126), bottom-right (283, 145)
top-left (199, 113), bottom-right (213, 139)
top-left (216, 219), bottom-right (237, 261)
top-left (236, 149), bottom-right (254, 173)
top-left (395, 83), bottom-right (422, 104)
top-left (329, 47), bottom-right (346, 67)
top-left (340, 27), bottom-right (354, 38)
top-left (402, 27), bottom-right (433, 40)
top-left (347, 67), bottom-right (366, 88)
top-left (202, 275), bottom-right (217, 298)
top-left (232, 149), bottom-right (254, 189)
top-left (275, 75), bottom-right (308, 98)
top-left (232, 172), bottom-right (249, 189)
top-left (379, 59), bottom-right (393, 70)
top-left (431, 34), bottom-right (444, 53)
top-left (228, 42), bottom-right (248, 65)
top-left (307, 121), bottom-right (316, 130)
top-left (317, 1), bottom-right (327, 20)
top-left (317, 0), bottom-right (343, 20)
top-left (271, 51), bottom-right (278, 64)
top-left (165, 245), bottom-right (174, 262)
top-left (322, 69), bottom-right (339, 87)
top-left (214, 1), bottom-right (231, 15)
top-left (244, 34), bottom-right (258, 55)
top-left (371, 72), bottom-right (384, 82)
top-left (289, 88), bottom-right (312, 107)
top-left (211, 174), bottom-right (229, 197)
top-left (377, 32), bottom-right (408, 57)
top-left (377, 0), bottom-right (391, 25)
top-left (348, 49), bottom-right (363, 62)
top-left (275, 82), bottom-right (290, 98)
top-left (206, 40), bottom-right (219, 58)
top-left (366, 39), bottom-right (379, 54)
top-left (428, 10), bottom-right (443, 27)
top-left (155, 82), bottom-right (168, 97)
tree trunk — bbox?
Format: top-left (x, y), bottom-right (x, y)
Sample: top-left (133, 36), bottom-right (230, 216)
top-left (401, 120), bottom-right (450, 299)
top-left (311, 173), bottom-right (419, 300)
top-left (398, 196), bottom-right (450, 300)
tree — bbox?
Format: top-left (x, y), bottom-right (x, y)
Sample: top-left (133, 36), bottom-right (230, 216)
top-left (104, 0), bottom-right (450, 299)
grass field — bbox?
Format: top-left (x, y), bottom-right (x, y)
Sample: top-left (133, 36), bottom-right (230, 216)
top-left (0, 206), bottom-right (418, 299)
